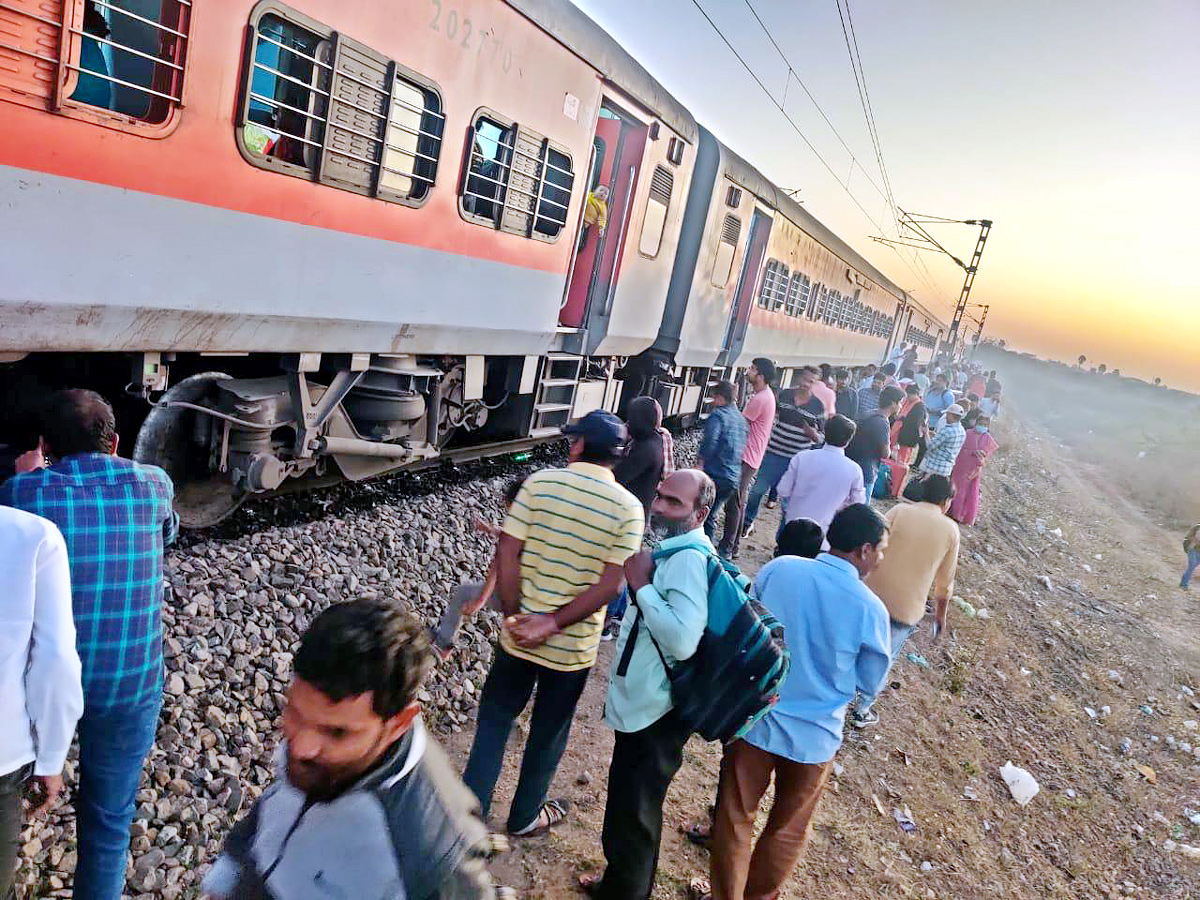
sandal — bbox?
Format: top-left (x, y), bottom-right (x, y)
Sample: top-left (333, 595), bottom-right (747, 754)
top-left (509, 798), bottom-right (570, 837)
top-left (688, 877), bottom-right (713, 900)
top-left (683, 819), bottom-right (712, 848)
top-left (577, 873), bottom-right (602, 895)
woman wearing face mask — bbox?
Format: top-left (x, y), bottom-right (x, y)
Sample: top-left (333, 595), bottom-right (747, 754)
top-left (948, 415), bottom-right (998, 526)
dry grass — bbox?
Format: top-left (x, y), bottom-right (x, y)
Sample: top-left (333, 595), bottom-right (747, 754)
top-left (977, 347), bottom-right (1200, 529)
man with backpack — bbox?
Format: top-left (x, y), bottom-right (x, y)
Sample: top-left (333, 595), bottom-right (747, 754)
top-left (582, 469), bottom-right (717, 900)
top-left (691, 504), bottom-right (892, 900)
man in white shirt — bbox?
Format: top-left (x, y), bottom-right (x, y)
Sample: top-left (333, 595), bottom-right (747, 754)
top-left (0, 506), bottom-right (83, 897)
top-left (776, 415), bottom-right (866, 534)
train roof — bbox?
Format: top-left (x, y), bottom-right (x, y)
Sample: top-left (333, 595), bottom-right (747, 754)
top-left (705, 126), bottom-right (943, 318)
top-left (506, 0), bottom-right (698, 143)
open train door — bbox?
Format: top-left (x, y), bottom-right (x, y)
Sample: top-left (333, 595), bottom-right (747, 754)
top-left (560, 103), bottom-right (647, 328)
top-left (715, 208), bottom-right (771, 368)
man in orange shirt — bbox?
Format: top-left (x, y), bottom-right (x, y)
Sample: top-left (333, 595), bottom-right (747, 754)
top-left (851, 474), bottom-right (960, 727)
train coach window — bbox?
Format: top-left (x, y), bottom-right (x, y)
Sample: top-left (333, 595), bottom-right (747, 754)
top-left (375, 70), bottom-right (444, 204)
top-left (69, 0), bottom-right (190, 121)
top-left (0, 0), bottom-right (190, 129)
top-left (785, 272), bottom-right (810, 317)
top-left (534, 146), bottom-right (575, 239)
top-left (638, 165), bottom-right (673, 257)
top-left (711, 214), bottom-right (741, 287)
top-left (241, 11), bottom-right (331, 173)
top-left (461, 111), bottom-right (574, 241)
top-left (238, 5), bottom-right (444, 204)
top-left (463, 115), bottom-right (512, 224)
top-left (758, 259), bottom-right (789, 311)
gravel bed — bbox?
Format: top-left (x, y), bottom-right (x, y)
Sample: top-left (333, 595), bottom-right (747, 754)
top-left (16, 428), bottom-right (701, 899)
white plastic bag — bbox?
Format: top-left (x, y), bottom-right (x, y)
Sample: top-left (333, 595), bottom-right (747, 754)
top-left (1000, 761), bottom-right (1039, 806)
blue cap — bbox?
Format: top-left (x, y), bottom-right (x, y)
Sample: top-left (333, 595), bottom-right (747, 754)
top-left (562, 409), bottom-right (627, 452)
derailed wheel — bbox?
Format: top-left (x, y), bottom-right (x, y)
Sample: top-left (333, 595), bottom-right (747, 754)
top-left (133, 372), bottom-right (247, 528)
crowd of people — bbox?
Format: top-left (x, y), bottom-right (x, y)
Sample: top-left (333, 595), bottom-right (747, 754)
top-left (2, 347), bottom-right (1005, 899)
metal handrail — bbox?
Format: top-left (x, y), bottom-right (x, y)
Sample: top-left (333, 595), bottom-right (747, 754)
top-left (248, 91), bottom-right (325, 123)
top-left (252, 30), bottom-right (332, 71)
top-left (252, 60), bottom-right (330, 97)
top-left (92, 0), bottom-right (189, 41)
top-left (69, 27), bottom-right (184, 72)
top-left (246, 118), bottom-right (324, 149)
top-left (64, 61), bottom-right (182, 103)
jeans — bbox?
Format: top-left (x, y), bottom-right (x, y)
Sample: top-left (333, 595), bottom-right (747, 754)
top-left (863, 469), bottom-right (879, 503)
top-left (0, 764), bottom-right (33, 900)
top-left (463, 647), bottom-right (590, 832)
top-left (608, 586), bottom-right (630, 621)
top-left (1183, 549), bottom-right (1200, 589)
top-left (854, 619), bottom-right (919, 716)
top-left (704, 476), bottom-right (737, 539)
top-left (75, 696), bottom-right (162, 900)
top-left (743, 452), bottom-right (792, 530)
top-left (595, 710), bottom-right (692, 900)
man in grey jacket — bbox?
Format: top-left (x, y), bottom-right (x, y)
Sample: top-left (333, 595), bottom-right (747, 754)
top-left (203, 600), bottom-right (494, 900)
top-left (582, 470), bottom-right (716, 900)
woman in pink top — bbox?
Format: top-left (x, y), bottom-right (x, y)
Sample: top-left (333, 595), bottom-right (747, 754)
top-left (948, 414), bottom-right (998, 526)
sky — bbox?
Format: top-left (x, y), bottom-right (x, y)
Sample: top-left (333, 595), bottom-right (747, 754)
top-left (571, 0), bottom-right (1200, 391)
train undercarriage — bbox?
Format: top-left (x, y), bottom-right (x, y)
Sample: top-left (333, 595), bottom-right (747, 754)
top-left (1, 350), bottom-right (726, 528)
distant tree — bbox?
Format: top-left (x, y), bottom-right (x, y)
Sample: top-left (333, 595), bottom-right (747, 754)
top-left (1097, 363), bottom-right (1107, 374)
top-left (1154, 377), bottom-right (1162, 387)
top-left (997, 339), bottom-right (1007, 349)
top-left (1077, 354), bottom-right (1087, 368)
top-left (1112, 368), bottom-right (1121, 377)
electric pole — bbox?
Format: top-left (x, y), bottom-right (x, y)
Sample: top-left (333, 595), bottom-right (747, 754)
top-left (947, 220), bottom-right (992, 350)
top-left (872, 212), bottom-right (993, 360)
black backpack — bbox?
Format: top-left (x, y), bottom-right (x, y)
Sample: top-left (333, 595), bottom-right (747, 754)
top-left (623, 546), bottom-right (790, 744)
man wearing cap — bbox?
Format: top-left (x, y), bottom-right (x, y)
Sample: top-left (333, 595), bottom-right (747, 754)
top-left (918, 404), bottom-right (967, 479)
top-left (463, 411), bottom-right (645, 838)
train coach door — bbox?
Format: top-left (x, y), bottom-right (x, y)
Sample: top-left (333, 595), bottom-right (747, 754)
top-left (717, 208), bottom-right (771, 366)
top-left (560, 105), bottom-right (647, 328)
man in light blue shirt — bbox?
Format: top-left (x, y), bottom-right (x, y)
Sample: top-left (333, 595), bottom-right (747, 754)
top-left (587, 470), bottom-right (716, 900)
top-left (703, 504), bottom-right (891, 900)
top-left (924, 372), bottom-right (956, 431)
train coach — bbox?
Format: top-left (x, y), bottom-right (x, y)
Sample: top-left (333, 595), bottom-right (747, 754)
top-left (0, 0), bottom-right (946, 525)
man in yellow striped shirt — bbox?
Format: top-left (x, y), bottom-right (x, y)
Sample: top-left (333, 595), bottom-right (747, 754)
top-left (463, 411), bottom-right (644, 837)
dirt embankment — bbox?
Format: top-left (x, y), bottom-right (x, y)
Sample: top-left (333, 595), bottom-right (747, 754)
top-left (446, 358), bottom-right (1200, 900)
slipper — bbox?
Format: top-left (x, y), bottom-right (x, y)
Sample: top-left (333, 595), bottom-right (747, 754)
top-left (683, 820), bottom-right (712, 848)
top-left (688, 877), bottom-right (713, 900)
top-left (577, 873), bottom-right (602, 895)
top-left (509, 798), bottom-right (570, 837)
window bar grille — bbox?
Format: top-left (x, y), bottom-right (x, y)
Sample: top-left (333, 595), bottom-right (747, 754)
top-left (526, 137), bottom-right (550, 238)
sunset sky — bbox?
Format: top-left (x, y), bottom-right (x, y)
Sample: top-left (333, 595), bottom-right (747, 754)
top-left (573, 0), bottom-right (1200, 391)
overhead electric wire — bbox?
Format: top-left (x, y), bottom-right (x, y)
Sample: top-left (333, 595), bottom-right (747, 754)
top-left (834, 0), bottom-right (954, 312)
top-left (688, 0), bottom-right (954, 315)
top-left (739, 0), bottom-right (890, 209)
top-left (685, 0), bottom-right (888, 233)
top-left (731, 0), bottom-right (950, 310)
top-left (839, 0), bottom-right (898, 230)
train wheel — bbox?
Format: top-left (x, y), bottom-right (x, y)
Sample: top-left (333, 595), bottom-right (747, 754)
top-left (133, 372), bottom-right (247, 528)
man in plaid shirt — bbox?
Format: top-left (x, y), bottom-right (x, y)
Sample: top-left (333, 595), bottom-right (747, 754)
top-left (1, 389), bottom-right (177, 900)
top-left (919, 403), bottom-right (967, 478)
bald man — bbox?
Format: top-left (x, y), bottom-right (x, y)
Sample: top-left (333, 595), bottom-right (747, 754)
top-left (584, 470), bottom-right (717, 899)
